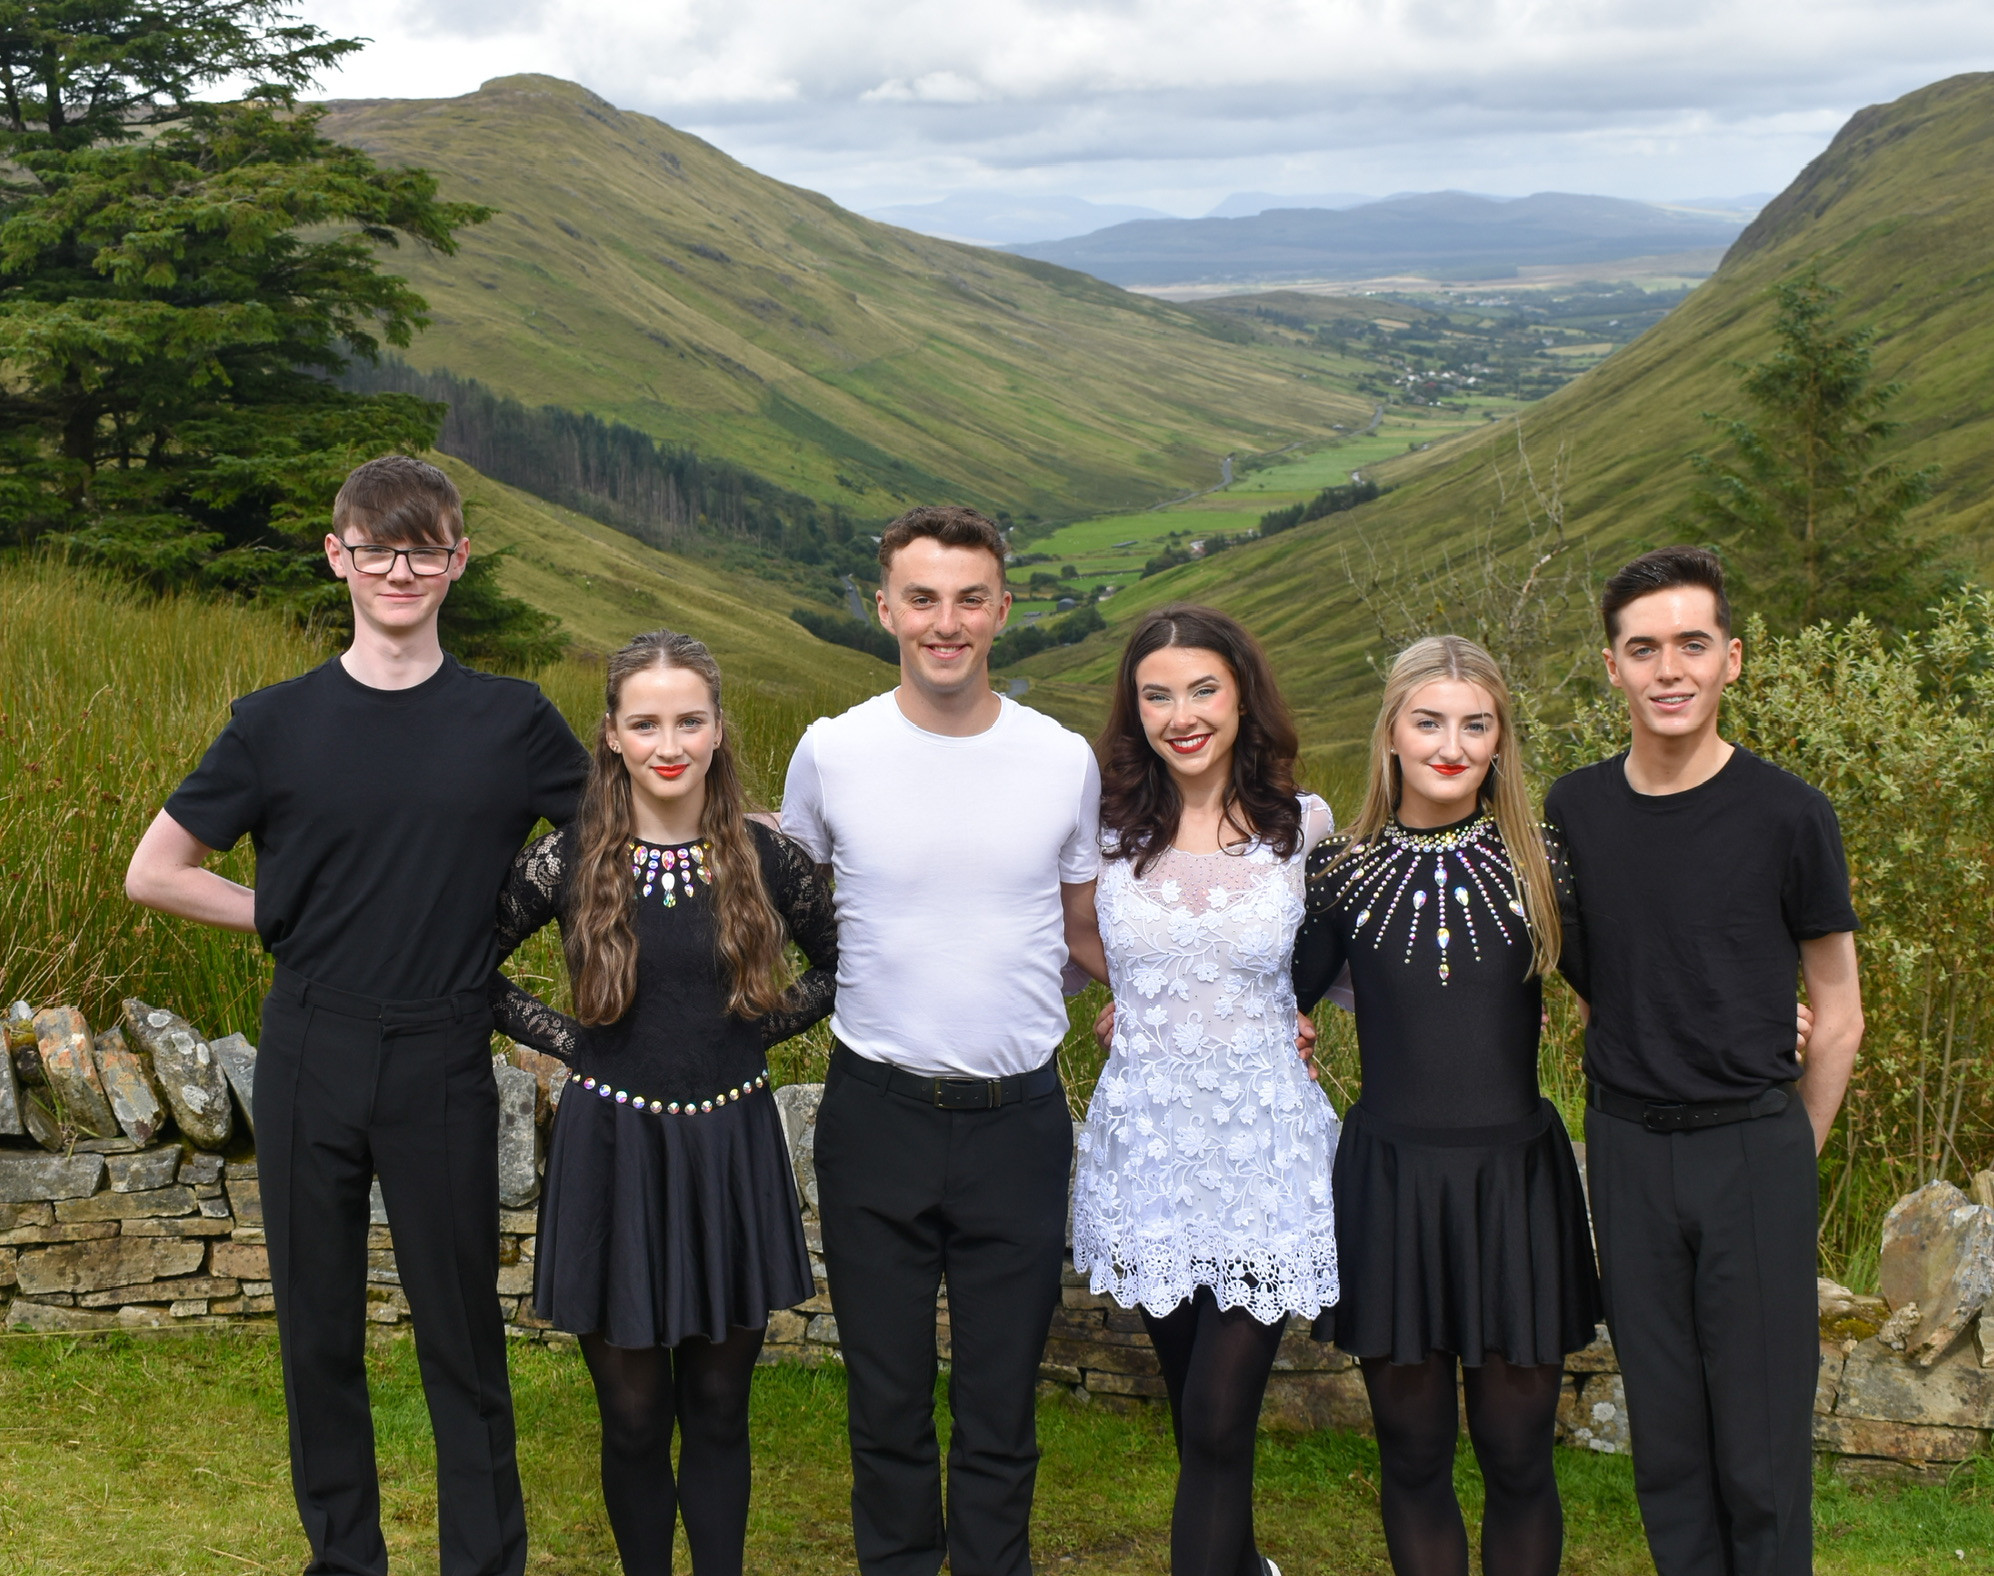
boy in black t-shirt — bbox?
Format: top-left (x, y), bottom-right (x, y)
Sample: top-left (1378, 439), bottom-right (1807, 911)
top-left (127, 456), bottom-right (588, 1576)
top-left (1547, 547), bottom-right (1862, 1576)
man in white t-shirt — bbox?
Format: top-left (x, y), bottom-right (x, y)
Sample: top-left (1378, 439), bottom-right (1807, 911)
top-left (782, 505), bottom-right (1105, 1576)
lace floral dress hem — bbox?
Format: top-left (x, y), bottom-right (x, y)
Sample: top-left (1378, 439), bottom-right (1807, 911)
top-left (1071, 795), bottom-right (1341, 1327)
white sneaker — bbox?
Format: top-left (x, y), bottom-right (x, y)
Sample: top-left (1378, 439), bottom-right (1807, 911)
top-left (1263, 1561), bottom-right (1282, 1576)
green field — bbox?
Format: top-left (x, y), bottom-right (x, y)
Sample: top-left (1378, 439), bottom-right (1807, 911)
top-left (1, 1331), bottom-right (1986, 1575)
top-left (317, 77), bottom-right (1371, 523)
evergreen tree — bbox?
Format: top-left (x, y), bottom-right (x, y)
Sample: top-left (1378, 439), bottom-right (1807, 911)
top-left (0, 1), bottom-right (560, 666)
top-left (1688, 268), bottom-right (1946, 633)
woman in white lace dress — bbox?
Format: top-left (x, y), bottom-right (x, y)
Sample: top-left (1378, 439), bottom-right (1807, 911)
top-left (1071, 604), bottom-right (1340, 1576)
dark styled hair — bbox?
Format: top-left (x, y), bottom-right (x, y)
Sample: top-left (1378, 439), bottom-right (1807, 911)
top-left (877, 504), bottom-right (1006, 580)
top-left (1600, 546), bottom-right (1731, 641)
top-left (333, 454), bottom-right (464, 545)
top-left (1098, 604), bottom-right (1302, 877)
top-left (566, 630), bottom-right (789, 1025)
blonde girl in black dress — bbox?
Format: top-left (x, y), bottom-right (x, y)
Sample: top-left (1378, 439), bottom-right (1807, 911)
top-left (1294, 636), bottom-right (1598, 1576)
top-left (491, 630), bottom-right (836, 1575)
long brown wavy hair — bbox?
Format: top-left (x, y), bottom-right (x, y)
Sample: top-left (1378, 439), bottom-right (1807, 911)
top-left (1098, 604), bottom-right (1302, 876)
top-left (1340, 635), bottom-right (1561, 978)
top-left (566, 630), bottom-right (790, 1024)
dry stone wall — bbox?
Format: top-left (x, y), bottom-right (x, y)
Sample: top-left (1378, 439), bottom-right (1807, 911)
top-left (4, 997), bottom-right (1992, 1476)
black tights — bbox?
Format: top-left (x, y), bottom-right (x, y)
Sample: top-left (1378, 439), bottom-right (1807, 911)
top-left (1360, 1353), bottom-right (1565, 1576)
top-left (1140, 1287), bottom-right (1288, 1576)
top-left (579, 1325), bottom-right (766, 1575)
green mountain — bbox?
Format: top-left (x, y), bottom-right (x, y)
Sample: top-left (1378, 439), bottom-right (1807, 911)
top-left (319, 76), bottom-right (1369, 522)
top-left (436, 452), bottom-right (890, 705)
top-left (1016, 71), bottom-right (1994, 772)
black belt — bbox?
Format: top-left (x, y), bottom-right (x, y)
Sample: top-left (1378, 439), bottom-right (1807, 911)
top-left (832, 1043), bottom-right (1062, 1110)
top-left (273, 965), bottom-right (486, 1027)
top-left (1589, 1080), bottom-right (1795, 1134)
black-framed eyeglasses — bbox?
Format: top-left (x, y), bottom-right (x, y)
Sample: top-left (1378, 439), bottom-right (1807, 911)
top-left (338, 539), bottom-right (457, 576)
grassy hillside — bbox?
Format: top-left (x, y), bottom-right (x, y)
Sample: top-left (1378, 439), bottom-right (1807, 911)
top-left (1016, 71), bottom-right (1994, 767)
top-left (319, 76), bottom-right (1370, 522)
top-left (434, 453), bottom-right (892, 700)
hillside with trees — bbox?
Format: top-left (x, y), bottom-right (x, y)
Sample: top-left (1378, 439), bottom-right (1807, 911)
top-left (1015, 72), bottom-right (1994, 767)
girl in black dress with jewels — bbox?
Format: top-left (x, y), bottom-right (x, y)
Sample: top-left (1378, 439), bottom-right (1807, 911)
top-left (491, 629), bottom-right (836, 1576)
top-left (1294, 635), bottom-right (1599, 1576)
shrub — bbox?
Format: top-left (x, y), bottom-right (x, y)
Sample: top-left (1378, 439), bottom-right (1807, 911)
top-left (790, 607), bottom-right (897, 665)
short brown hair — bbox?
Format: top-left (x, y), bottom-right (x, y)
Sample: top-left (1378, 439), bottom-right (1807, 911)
top-left (1600, 545), bottom-right (1731, 641)
top-left (333, 455), bottom-right (464, 545)
top-left (877, 504), bottom-right (1006, 580)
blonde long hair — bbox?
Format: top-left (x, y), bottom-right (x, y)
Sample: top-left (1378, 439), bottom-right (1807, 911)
top-left (1343, 635), bottom-right (1561, 978)
top-left (566, 630), bottom-right (789, 1024)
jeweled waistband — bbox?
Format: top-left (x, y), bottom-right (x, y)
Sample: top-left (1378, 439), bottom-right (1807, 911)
top-left (576, 1069), bottom-right (770, 1116)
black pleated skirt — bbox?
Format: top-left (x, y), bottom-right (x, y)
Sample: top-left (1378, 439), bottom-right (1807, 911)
top-left (1313, 1097), bottom-right (1601, 1366)
top-left (534, 1081), bottom-right (814, 1348)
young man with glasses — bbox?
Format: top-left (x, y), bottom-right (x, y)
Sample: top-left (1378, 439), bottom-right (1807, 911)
top-left (127, 455), bottom-right (589, 1576)
top-left (1547, 546), bottom-right (1863, 1576)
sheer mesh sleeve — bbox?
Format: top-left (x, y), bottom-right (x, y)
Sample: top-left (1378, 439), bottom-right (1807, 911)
top-left (1293, 835), bottom-right (1354, 1013)
top-left (755, 826), bottom-right (839, 1050)
top-left (1543, 821), bottom-right (1589, 1003)
top-left (490, 828), bottom-right (584, 1063)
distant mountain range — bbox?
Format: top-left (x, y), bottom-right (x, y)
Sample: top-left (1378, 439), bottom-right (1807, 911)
top-left (863, 192), bottom-right (1171, 246)
top-left (1006, 191), bottom-right (1751, 287)
top-left (1203, 190), bottom-right (1377, 218)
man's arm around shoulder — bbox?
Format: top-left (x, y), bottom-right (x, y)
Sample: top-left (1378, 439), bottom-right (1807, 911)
top-left (1796, 931), bottom-right (1862, 1154)
top-left (126, 812), bottom-right (256, 932)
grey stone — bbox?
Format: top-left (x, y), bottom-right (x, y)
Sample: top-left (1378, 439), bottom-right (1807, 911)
top-left (71, 1135), bottom-right (141, 1153)
top-left (0, 1002), bottom-right (24, 1137)
top-left (1879, 1180), bottom-right (1994, 1365)
top-left (226, 1171), bottom-right (262, 1226)
top-left (90, 1026), bottom-right (168, 1144)
top-left (210, 1033), bottom-right (257, 1137)
top-left (15, 1235), bottom-right (204, 1294)
top-left (105, 1146), bottom-right (182, 1194)
top-left (494, 1060), bottom-right (540, 1209)
top-left (179, 1153), bottom-right (223, 1187)
top-left (1559, 1371), bottom-right (1631, 1454)
top-left (55, 1184), bottom-right (196, 1222)
top-left (0, 1151), bottom-right (105, 1203)
top-left (121, 999), bottom-right (233, 1149)
top-left (7, 1299), bottom-right (127, 1332)
top-left (1835, 1335), bottom-right (1994, 1429)
top-left (19, 1092), bottom-right (65, 1152)
top-left (774, 1081), bottom-right (823, 1209)
top-left (509, 1045), bottom-right (567, 1122)
top-left (32, 1007), bottom-right (120, 1139)
top-left (369, 1179), bottom-right (389, 1225)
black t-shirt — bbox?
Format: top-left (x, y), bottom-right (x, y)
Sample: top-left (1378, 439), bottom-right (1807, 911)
top-left (1545, 745), bottom-right (1858, 1104)
top-left (166, 655), bottom-right (589, 1001)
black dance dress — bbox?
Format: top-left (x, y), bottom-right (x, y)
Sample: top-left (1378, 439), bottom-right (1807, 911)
top-left (1293, 811), bottom-right (1600, 1366)
top-left (491, 821), bottom-right (835, 1348)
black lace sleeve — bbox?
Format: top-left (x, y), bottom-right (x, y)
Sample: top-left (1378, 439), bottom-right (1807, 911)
top-left (1293, 835), bottom-right (1354, 1013)
top-left (490, 828), bottom-right (584, 1063)
top-left (755, 825), bottom-right (839, 1049)
top-left (1542, 821), bottom-right (1589, 1003)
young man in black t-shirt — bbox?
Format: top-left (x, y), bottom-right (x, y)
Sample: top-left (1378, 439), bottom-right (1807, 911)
top-left (127, 456), bottom-right (588, 1576)
top-left (1547, 547), bottom-right (1862, 1576)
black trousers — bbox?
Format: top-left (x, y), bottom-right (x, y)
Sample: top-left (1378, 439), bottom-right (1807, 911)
top-left (1585, 1096), bottom-right (1819, 1576)
top-left (814, 1048), bottom-right (1073, 1576)
top-left (258, 973), bottom-right (527, 1576)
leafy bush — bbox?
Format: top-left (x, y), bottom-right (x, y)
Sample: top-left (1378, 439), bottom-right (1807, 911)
top-left (1258, 478), bottom-right (1382, 537)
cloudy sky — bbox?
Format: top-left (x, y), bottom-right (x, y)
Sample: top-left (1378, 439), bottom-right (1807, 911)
top-left (306, 0), bottom-right (1994, 214)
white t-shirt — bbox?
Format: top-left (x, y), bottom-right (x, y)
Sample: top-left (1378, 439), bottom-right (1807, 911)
top-left (780, 691), bottom-right (1102, 1078)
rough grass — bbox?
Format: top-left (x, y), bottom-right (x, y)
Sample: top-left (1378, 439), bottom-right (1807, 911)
top-left (0, 1332), bottom-right (1986, 1575)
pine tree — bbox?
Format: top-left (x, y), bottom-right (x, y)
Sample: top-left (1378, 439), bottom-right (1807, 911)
top-left (1688, 268), bottom-right (1946, 633)
top-left (0, 1), bottom-right (560, 665)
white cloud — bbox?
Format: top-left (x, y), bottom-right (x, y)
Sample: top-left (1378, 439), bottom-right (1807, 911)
top-left (305, 0), bottom-right (1994, 210)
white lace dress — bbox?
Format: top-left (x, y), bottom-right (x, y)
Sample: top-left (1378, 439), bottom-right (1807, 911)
top-left (1072, 795), bottom-right (1341, 1323)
